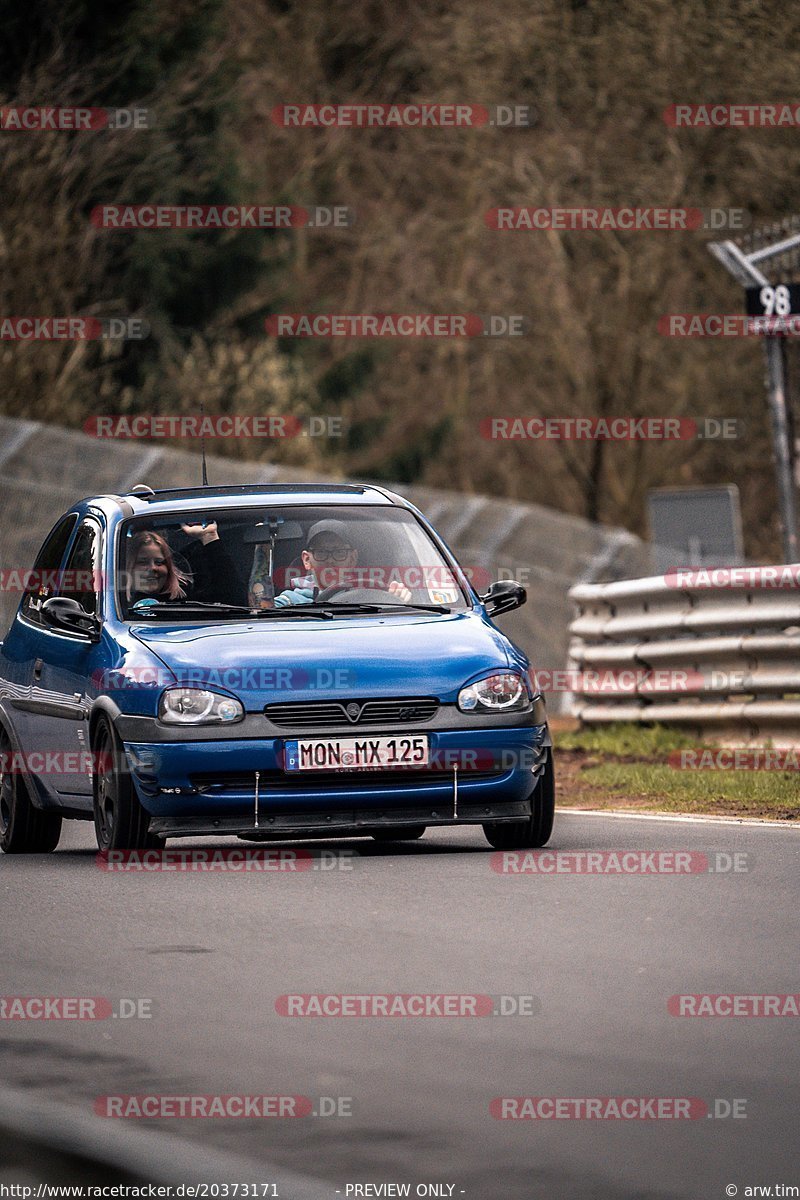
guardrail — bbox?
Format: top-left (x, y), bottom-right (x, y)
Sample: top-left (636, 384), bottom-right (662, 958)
top-left (566, 569), bottom-right (800, 744)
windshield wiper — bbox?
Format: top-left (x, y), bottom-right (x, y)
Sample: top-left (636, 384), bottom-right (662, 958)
top-left (305, 602), bottom-right (453, 614)
top-left (246, 607), bottom-right (334, 620)
top-left (129, 600), bottom-right (451, 620)
top-left (390, 603), bottom-right (452, 613)
top-left (130, 601), bottom-right (334, 620)
top-left (129, 600), bottom-right (253, 617)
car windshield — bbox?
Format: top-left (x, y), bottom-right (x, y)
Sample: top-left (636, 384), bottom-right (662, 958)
top-left (116, 505), bottom-right (471, 619)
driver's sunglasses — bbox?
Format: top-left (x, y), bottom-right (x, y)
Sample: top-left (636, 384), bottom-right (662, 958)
top-left (309, 546), bottom-right (353, 562)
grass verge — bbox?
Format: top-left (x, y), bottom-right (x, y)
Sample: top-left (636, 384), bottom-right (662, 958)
top-left (551, 721), bottom-right (800, 820)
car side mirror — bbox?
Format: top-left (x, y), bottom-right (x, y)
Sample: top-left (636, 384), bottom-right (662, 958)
top-left (42, 596), bottom-right (101, 642)
top-left (480, 579), bottom-right (527, 616)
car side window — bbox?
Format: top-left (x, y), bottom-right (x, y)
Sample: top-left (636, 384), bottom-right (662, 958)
top-left (20, 513), bottom-right (79, 626)
top-left (57, 518), bottom-right (102, 616)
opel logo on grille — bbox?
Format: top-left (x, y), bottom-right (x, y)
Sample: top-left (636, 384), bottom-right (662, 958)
top-left (345, 702), bottom-right (362, 721)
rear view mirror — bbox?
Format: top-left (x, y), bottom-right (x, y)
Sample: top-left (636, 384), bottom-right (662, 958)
top-left (243, 520), bottom-right (304, 544)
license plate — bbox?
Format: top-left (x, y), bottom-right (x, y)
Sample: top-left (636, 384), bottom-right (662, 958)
top-left (284, 734), bottom-right (429, 772)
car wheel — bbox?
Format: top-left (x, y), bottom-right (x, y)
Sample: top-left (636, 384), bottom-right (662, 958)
top-left (371, 825), bottom-right (427, 842)
top-left (93, 719), bottom-right (157, 852)
top-left (483, 750), bottom-right (555, 850)
top-left (0, 729), bottom-right (62, 854)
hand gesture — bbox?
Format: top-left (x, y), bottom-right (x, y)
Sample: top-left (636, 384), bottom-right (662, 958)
top-left (387, 580), bottom-right (412, 603)
top-left (181, 520), bottom-right (219, 544)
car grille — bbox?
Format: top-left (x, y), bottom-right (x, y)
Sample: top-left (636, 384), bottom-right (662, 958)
top-left (190, 767), bottom-right (502, 794)
top-left (263, 698), bottom-right (439, 728)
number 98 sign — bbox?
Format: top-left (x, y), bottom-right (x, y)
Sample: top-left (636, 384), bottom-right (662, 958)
top-left (746, 282), bottom-right (800, 317)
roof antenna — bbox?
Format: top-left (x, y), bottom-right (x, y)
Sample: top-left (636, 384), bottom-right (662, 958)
top-left (200, 399), bottom-right (209, 486)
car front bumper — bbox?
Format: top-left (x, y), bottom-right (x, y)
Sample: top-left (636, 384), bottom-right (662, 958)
top-left (123, 723), bottom-right (550, 837)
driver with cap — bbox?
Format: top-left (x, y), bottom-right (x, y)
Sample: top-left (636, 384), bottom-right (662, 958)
top-left (273, 519), bottom-right (411, 607)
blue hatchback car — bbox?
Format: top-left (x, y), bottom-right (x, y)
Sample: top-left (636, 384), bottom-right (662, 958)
top-left (0, 483), bottom-right (553, 853)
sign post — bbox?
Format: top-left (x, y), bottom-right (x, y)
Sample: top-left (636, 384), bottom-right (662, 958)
top-left (709, 235), bottom-right (799, 560)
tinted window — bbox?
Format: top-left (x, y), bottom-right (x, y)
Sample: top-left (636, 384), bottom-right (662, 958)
top-left (58, 518), bottom-right (101, 615)
top-left (20, 513), bottom-right (79, 625)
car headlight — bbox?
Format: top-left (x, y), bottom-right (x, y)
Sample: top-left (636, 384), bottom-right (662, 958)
top-left (158, 688), bottom-right (244, 725)
top-left (457, 672), bottom-right (530, 713)
top-left (526, 667), bottom-right (542, 698)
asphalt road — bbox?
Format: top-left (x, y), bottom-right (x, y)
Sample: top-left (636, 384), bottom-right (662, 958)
top-left (1, 812), bottom-right (799, 1200)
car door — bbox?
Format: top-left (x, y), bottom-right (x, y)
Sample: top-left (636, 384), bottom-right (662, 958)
top-left (0, 513), bottom-right (80, 801)
top-left (25, 515), bottom-right (106, 806)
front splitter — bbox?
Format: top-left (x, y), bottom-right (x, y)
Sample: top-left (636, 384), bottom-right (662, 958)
top-left (149, 798), bottom-right (532, 840)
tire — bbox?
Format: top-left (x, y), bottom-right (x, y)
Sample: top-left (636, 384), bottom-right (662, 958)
top-left (0, 729), bottom-right (62, 853)
top-left (483, 750), bottom-right (555, 850)
top-left (93, 718), bottom-right (157, 852)
top-left (371, 825), bottom-right (427, 842)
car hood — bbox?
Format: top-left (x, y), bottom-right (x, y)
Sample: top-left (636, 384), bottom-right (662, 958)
top-left (130, 610), bottom-right (512, 707)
